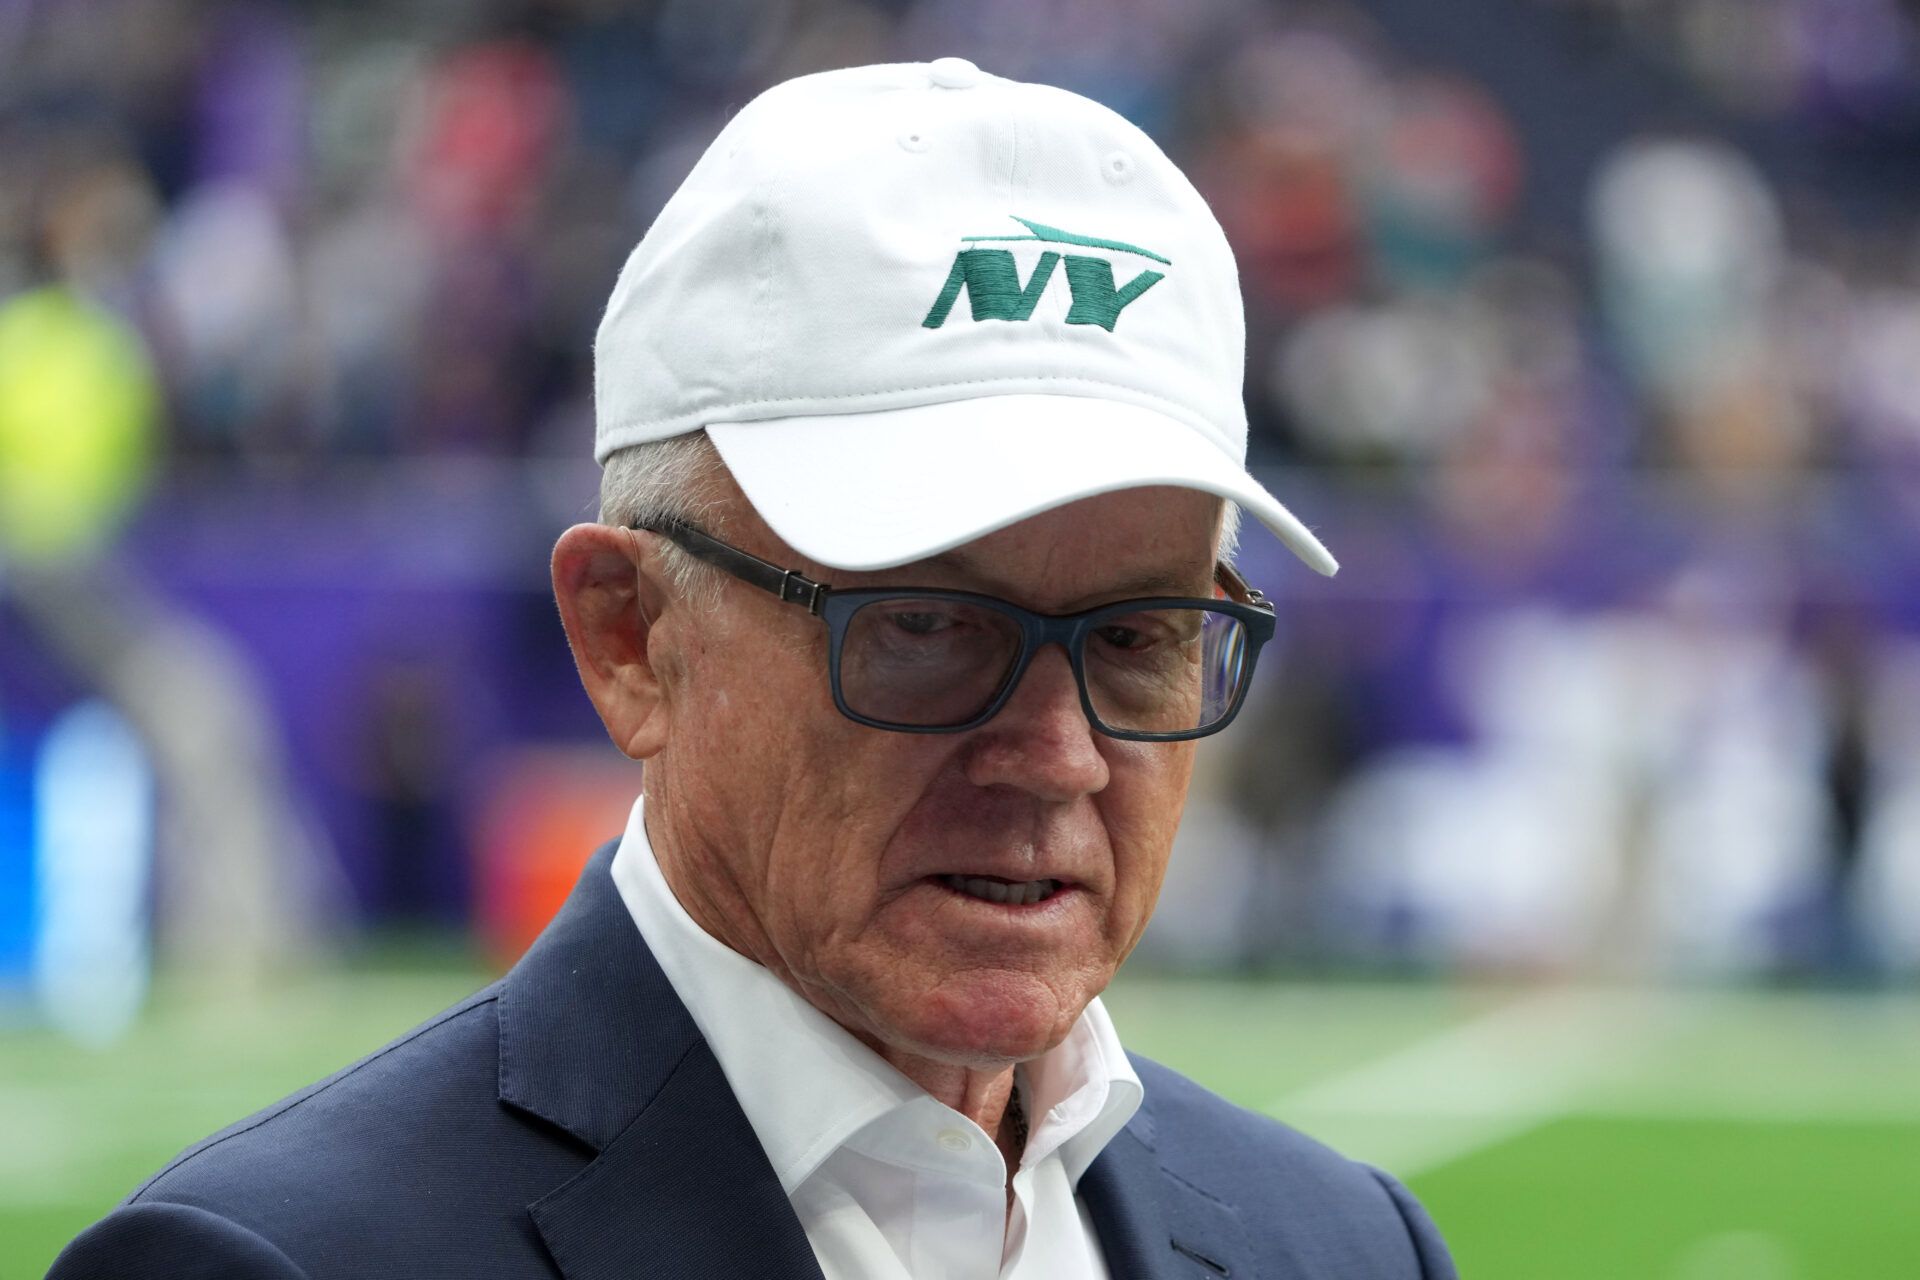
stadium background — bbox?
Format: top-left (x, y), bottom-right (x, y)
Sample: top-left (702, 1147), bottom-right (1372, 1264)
top-left (4, 0), bottom-right (1920, 1275)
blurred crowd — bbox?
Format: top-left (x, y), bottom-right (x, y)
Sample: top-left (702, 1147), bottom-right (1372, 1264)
top-left (1537, 0), bottom-right (1920, 132)
top-left (5, 0), bottom-right (1920, 990)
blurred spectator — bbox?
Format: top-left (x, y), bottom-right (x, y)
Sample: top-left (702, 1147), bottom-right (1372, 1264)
top-left (0, 284), bottom-right (157, 564)
top-left (0, 72), bottom-right (334, 1022)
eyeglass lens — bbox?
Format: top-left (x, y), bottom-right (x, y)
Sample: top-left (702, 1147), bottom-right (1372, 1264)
top-left (838, 598), bottom-right (1251, 735)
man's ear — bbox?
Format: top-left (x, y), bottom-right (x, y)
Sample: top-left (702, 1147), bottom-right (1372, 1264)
top-left (552, 524), bottom-right (675, 759)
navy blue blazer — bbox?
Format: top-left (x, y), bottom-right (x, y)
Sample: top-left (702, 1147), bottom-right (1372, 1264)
top-left (51, 844), bottom-right (1456, 1279)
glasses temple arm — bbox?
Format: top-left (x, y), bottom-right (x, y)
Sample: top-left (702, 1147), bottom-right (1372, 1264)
top-left (633, 517), bottom-right (829, 614)
top-left (1213, 561), bottom-right (1271, 610)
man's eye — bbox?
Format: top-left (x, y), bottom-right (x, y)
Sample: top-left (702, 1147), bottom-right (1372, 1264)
top-left (1096, 624), bottom-right (1153, 652)
top-left (888, 610), bottom-right (953, 637)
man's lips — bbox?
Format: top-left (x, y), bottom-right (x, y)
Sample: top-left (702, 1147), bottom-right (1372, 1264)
top-left (935, 873), bottom-right (1067, 906)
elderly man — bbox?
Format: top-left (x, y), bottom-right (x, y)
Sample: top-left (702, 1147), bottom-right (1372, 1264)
top-left (53, 61), bottom-right (1454, 1279)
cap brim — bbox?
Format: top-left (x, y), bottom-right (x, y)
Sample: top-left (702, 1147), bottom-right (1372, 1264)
top-left (705, 394), bottom-right (1337, 576)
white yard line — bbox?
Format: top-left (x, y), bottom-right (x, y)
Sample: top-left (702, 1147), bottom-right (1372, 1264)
top-left (1264, 988), bottom-right (1664, 1179)
top-left (1574, 1089), bottom-right (1920, 1126)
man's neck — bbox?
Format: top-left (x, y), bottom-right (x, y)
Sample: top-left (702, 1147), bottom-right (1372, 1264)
top-left (875, 1043), bottom-right (1022, 1160)
top-left (872, 1050), bottom-right (1026, 1214)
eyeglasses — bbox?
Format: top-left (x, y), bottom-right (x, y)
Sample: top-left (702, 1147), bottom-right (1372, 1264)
top-left (633, 517), bottom-right (1277, 742)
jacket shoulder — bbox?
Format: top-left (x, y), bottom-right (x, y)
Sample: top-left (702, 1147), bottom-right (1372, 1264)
top-left (132, 984), bottom-right (507, 1205)
top-left (1129, 1053), bottom-right (1458, 1279)
top-left (94, 982), bottom-right (586, 1277)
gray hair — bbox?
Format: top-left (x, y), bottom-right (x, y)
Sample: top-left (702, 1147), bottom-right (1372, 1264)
top-left (598, 431), bottom-right (1245, 603)
top-left (1217, 501), bottom-right (1243, 564)
top-left (598, 431), bottom-right (729, 608)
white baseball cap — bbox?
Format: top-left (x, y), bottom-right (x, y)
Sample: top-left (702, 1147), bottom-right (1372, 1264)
top-left (594, 58), bottom-right (1337, 577)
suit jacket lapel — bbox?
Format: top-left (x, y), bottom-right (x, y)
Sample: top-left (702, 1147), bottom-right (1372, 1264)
top-left (527, 1036), bottom-right (824, 1280)
top-left (1081, 1099), bottom-right (1252, 1280)
top-left (496, 843), bottom-right (822, 1280)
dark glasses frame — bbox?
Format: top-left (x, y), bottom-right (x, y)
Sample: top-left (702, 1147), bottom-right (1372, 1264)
top-left (632, 516), bottom-right (1277, 742)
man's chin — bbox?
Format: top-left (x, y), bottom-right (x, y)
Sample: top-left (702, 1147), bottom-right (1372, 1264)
top-left (860, 973), bottom-right (1088, 1070)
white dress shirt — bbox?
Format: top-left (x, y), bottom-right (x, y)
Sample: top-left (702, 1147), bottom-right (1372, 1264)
top-left (608, 797), bottom-right (1144, 1280)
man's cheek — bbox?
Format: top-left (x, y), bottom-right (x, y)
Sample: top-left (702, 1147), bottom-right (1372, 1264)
top-left (1106, 772), bottom-right (1190, 855)
top-left (1105, 800), bottom-right (1183, 931)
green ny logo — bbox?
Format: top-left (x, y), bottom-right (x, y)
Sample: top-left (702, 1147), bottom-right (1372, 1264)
top-left (921, 216), bottom-right (1168, 333)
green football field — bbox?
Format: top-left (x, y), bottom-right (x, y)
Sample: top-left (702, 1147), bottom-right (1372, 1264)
top-left (4, 967), bottom-right (1916, 1278)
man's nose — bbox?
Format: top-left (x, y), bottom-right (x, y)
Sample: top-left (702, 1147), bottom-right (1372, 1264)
top-left (962, 645), bottom-right (1110, 800)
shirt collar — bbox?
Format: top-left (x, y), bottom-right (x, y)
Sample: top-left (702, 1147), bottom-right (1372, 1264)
top-left (608, 796), bottom-right (1141, 1192)
top-left (1028, 990), bottom-right (1143, 1185)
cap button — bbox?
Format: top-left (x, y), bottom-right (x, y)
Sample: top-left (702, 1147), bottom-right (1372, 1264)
top-left (928, 57), bottom-right (981, 90)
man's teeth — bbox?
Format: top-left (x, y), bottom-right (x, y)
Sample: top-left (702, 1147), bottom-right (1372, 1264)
top-left (941, 874), bottom-right (1062, 906)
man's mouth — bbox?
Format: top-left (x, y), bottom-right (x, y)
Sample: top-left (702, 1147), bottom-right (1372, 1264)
top-left (937, 874), bottom-right (1065, 906)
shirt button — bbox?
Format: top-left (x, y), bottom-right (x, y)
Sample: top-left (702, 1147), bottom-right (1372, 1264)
top-left (928, 57), bottom-right (981, 90)
top-left (936, 1128), bottom-right (972, 1152)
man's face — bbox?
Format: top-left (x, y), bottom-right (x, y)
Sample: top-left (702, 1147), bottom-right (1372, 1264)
top-left (641, 480), bottom-right (1223, 1068)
